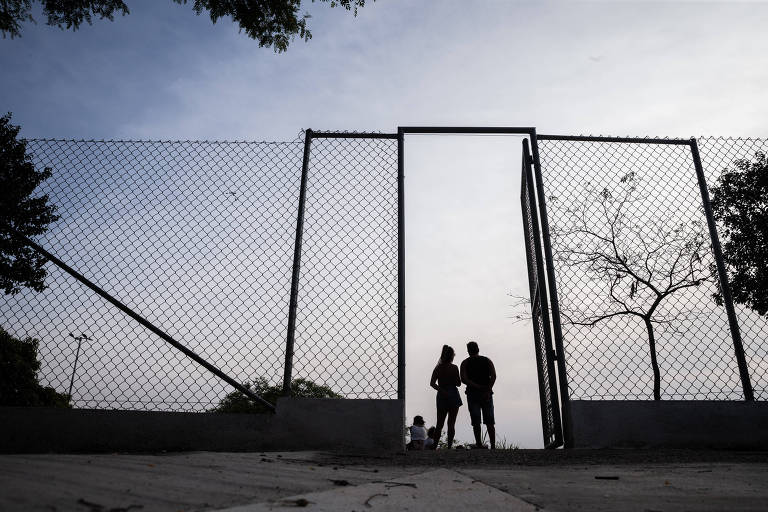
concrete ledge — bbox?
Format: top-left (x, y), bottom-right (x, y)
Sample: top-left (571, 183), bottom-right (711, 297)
top-left (572, 400), bottom-right (768, 449)
top-left (272, 398), bottom-right (404, 453)
top-left (0, 398), bottom-right (404, 454)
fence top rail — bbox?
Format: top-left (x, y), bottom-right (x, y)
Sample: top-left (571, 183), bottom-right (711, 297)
top-left (27, 138), bottom-right (299, 145)
top-left (399, 126), bottom-right (536, 135)
top-left (537, 134), bottom-right (692, 145)
top-left (310, 130), bottom-right (398, 139)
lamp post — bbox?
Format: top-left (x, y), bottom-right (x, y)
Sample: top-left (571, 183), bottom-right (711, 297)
top-left (68, 333), bottom-right (91, 398)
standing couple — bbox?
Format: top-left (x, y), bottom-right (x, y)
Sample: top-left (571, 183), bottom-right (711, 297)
top-left (429, 341), bottom-right (497, 449)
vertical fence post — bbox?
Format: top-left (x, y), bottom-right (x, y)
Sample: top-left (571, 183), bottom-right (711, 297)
top-left (397, 127), bottom-right (406, 401)
top-left (529, 131), bottom-right (575, 448)
top-left (690, 138), bottom-right (754, 401)
top-left (283, 129), bottom-right (313, 396)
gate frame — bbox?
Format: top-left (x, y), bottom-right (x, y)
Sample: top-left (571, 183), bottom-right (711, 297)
top-left (521, 138), bottom-right (564, 448)
top-left (397, 127), bottom-right (573, 448)
top-left (280, 127), bottom-right (575, 446)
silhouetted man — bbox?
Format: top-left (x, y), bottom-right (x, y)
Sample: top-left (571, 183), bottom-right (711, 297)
top-left (460, 341), bottom-right (497, 449)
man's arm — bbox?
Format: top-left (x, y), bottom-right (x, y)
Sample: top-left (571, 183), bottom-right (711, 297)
top-left (461, 359), bottom-right (482, 390)
top-left (488, 358), bottom-right (497, 389)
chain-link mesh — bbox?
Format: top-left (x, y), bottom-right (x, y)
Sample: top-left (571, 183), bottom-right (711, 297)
top-left (1, 138), bottom-right (306, 411)
top-left (292, 136), bottom-right (399, 398)
top-left (6, 133), bottom-right (764, 411)
top-left (536, 137), bottom-right (747, 401)
top-left (0, 134), bottom-right (401, 410)
top-left (699, 137), bottom-right (768, 401)
top-left (521, 155), bottom-right (560, 447)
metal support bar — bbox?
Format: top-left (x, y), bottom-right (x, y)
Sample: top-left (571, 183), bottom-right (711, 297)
top-left (530, 131), bottom-right (574, 448)
top-left (689, 138), bottom-right (754, 401)
top-left (17, 234), bottom-right (276, 411)
top-left (397, 127), bottom-right (406, 400)
top-left (283, 128), bottom-right (313, 396)
top-left (311, 131), bottom-right (398, 139)
top-left (400, 127), bottom-right (535, 135)
top-left (538, 134), bottom-right (691, 145)
top-left (67, 334), bottom-right (85, 397)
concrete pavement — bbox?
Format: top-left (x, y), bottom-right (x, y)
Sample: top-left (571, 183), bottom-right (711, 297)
top-left (1, 450), bottom-right (767, 511)
top-left (220, 468), bottom-right (537, 511)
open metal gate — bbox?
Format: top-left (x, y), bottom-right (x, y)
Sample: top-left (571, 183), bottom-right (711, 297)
top-left (520, 138), bottom-right (564, 449)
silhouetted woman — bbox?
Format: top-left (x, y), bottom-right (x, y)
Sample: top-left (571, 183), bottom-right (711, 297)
top-left (430, 345), bottom-right (462, 449)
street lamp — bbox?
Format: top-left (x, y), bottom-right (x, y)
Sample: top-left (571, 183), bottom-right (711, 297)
top-left (68, 333), bottom-right (92, 398)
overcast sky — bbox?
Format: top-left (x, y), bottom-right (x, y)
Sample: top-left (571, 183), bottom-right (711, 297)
top-left (2, 0), bottom-right (767, 448)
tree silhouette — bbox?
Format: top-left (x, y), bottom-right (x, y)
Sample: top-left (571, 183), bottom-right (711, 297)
top-left (0, 113), bottom-right (59, 295)
top-left (551, 172), bottom-right (712, 400)
top-left (212, 376), bottom-right (341, 413)
top-left (711, 151), bottom-right (768, 316)
top-left (0, 327), bottom-right (70, 407)
top-left (1, 0), bottom-right (368, 52)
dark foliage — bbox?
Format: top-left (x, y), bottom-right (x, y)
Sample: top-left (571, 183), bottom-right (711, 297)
top-left (1, 0), bottom-right (368, 52)
top-left (0, 1), bottom-right (128, 37)
top-left (212, 377), bottom-right (341, 413)
top-left (711, 151), bottom-right (768, 316)
top-left (0, 113), bottom-right (59, 295)
top-left (0, 327), bottom-right (70, 407)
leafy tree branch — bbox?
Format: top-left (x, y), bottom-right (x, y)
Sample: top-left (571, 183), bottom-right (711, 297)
top-left (1, 0), bottom-right (369, 52)
top-left (711, 151), bottom-right (768, 316)
top-left (0, 112), bottom-right (59, 295)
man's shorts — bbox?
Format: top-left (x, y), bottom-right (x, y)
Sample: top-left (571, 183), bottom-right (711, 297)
top-left (466, 391), bottom-right (495, 426)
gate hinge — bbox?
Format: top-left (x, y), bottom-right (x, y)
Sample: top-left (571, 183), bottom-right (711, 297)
top-left (549, 349), bottom-right (558, 361)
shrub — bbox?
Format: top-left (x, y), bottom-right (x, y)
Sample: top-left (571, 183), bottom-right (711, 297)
top-left (0, 327), bottom-right (70, 407)
top-left (212, 377), bottom-right (341, 413)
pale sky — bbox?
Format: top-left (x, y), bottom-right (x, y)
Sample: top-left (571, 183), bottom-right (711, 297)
top-left (2, 0), bottom-right (767, 448)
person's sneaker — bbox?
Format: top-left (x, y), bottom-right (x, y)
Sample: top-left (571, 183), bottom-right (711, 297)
top-left (470, 444), bottom-right (488, 450)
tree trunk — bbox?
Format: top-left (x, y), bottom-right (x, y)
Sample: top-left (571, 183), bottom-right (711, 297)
top-left (644, 316), bottom-right (661, 400)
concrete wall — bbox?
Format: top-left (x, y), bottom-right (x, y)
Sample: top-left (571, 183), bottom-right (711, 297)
top-left (0, 398), bottom-right (404, 454)
top-left (572, 400), bottom-right (768, 449)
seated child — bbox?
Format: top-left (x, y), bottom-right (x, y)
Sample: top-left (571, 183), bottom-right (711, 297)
top-left (408, 415), bottom-right (427, 450)
top-left (424, 426), bottom-right (436, 450)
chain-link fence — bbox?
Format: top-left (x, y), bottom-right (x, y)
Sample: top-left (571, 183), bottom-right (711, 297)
top-left (699, 137), bottom-right (768, 401)
top-left (292, 134), bottom-right (399, 399)
top-left (3, 130), bottom-right (765, 412)
top-left (0, 133), bottom-right (399, 411)
top-left (535, 135), bottom-right (766, 402)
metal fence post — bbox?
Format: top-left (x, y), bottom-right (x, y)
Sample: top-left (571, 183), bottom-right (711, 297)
top-left (529, 131), bottom-right (575, 448)
top-left (397, 127), bottom-right (406, 401)
top-left (690, 138), bottom-right (754, 401)
top-left (282, 129), bottom-right (313, 396)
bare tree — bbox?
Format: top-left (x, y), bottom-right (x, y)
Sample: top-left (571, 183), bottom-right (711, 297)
top-left (548, 172), bottom-right (712, 400)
